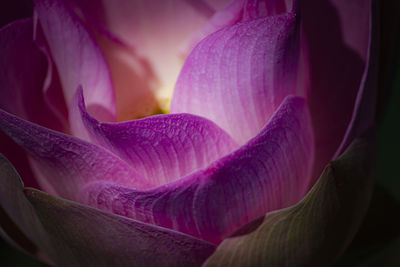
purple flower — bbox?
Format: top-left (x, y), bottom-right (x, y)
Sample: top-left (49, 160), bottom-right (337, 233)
top-left (0, 0), bottom-right (377, 266)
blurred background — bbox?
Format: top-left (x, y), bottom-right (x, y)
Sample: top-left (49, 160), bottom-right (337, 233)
top-left (0, 0), bottom-right (399, 266)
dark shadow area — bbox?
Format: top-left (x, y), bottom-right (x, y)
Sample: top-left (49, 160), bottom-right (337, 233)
top-left (0, 236), bottom-right (46, 267)
top-left (345, 185), bottom-right (400, 252)
top-left (301, 0), bottom-right (366, 184)
top-left (334, 185), bottom-right (400, 266)
top-left (335, 2), bottom-right (400, 264)
top-left (377, 0), bottom-right (400, 122)
top-left (0, 0), bottom-right (33, 28)
top-left (0, 206), bottom-right (37, 256)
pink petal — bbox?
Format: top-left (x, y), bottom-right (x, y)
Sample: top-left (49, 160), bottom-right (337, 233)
top-left (180, 0), bottom-right (243, 54)
top-left (72, 87), bottom-right (238, 186)
top-left (0, 19), bottom-right (67, 188)
top-left (34, 0), bottom-right (116, 125)
top-left (301, 0), bottom-right (373, 182)
top-left (96, 0), bottom-right (210, 95)
top-left (171, 10), bottom-right (304, 144)
top-left (68, 0), bottom-right (230, 120)
top-left (181, 0), bottom-right (295, 54)
top-left (80, 96), bottom-right (314, 244)
top-left (0, 109), bottom-right (152, 200)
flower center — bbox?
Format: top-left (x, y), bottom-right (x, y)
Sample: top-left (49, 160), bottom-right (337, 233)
top-left (155, 85), bottom-right (173, 114)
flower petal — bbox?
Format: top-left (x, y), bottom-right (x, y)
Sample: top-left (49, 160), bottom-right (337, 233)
top-left (72, 87), bottom-right (238, 186)
top-left (79, 96), bottom-right (314, 244)
top-left (181, 0), bottom-right (295, 54)
top-left (24, 187), bottom-right (217, 266)
top-left (69, 0), bottom-right (228, 119)
top-left (0, 153), bottom-right (216, 266)
top-left (0, 154), bottom-right (56, 261)
top-left (171, 10), bottom-right (303, 144)
top-left (34, 0), bottom-right (116, 124)
top-left (83, 0), bottom-right (213, 85)
top-left (24, 187), bottom-right (216, 267)
top-left (0, 109), bottom-right (151, 200)
top-left (335, 0), bottom-right (378, 158)
top-left (302, 0), bottom-right (373, 181)
top-left (203, 129), bottom-right (376, 266)
top-left (180, 0), bottom-right (243, 54)
top-left (0, 19), bottom-right (66, 188)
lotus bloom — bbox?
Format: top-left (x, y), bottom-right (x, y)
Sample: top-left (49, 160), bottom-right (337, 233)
top-left (0, 0), bottom-right (377, 266)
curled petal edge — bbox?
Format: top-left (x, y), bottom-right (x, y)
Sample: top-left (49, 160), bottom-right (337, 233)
top-left (204, 128), bottom-right (376, 266)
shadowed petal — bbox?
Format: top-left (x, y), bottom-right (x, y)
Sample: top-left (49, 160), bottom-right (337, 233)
top-left (24, 187), bottom-right (216, 267)
top-left (171, 9), bottom-right (303, 144)
top-left (80, 96), bottom-right (314, 244)
top-left (243, 0), bottom-right (289, 19)
top-left (0, 153), bottom-right (216, 267)
top-left (0, 19), bottom-right (66, 188)
top-left (334, 0), bottom-right (378, 158)
top-left (25, 187), bottom-right (216, 267)
top-left (34, 0), bottom-right (116, 124)
top-left (302, 0), bottom-right (373, 182)
top-left (0, 109), bottom-right (151, 200)
top-left (204, 129), bottom-right (376, 266)
top-left (0, 154), bottom-right (57, 261)
top-left (72, 87), bottom-right (238, 186)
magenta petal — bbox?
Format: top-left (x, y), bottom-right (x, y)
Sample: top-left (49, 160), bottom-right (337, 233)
top-left (171, 10), bottom-right (303, 144)
top-left (0, 109), bottom-right (152, 200)
top-left (72, 88), bottom-right (238, 186)
top-left (204, 130), bottom-right (376, 266)
top-left (80, 96), bottom-right (314, 244)
top-left (34, 0), bottom-right (116, 124)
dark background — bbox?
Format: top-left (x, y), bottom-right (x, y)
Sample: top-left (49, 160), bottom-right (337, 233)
top-left (0, 0), bottom-right (399, 266)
